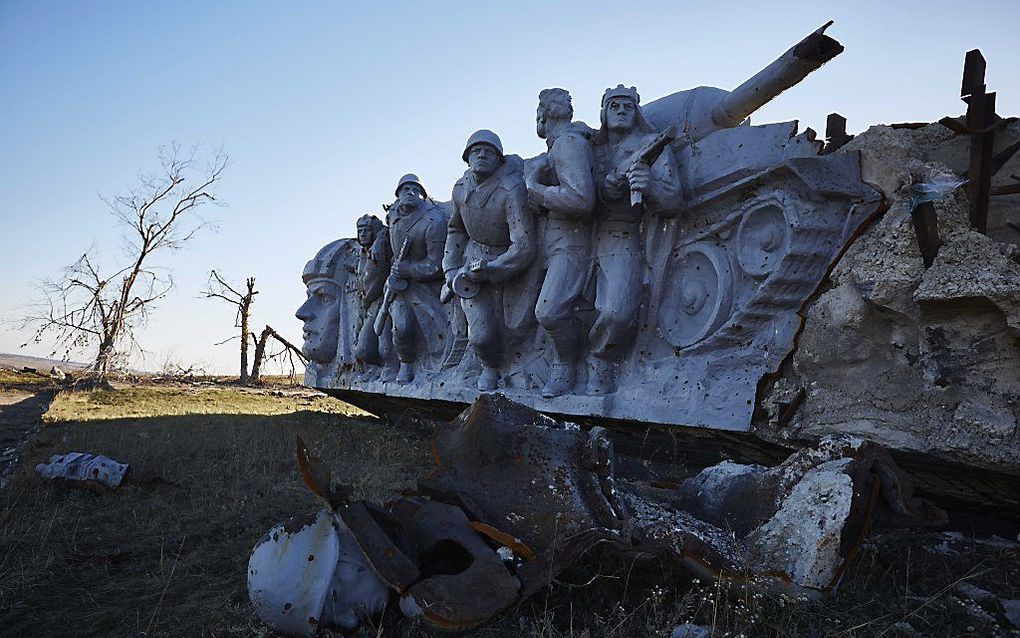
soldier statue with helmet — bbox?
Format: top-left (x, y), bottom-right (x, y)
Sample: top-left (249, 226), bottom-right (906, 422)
top-left (443, 130), bottom-right (537, 391)
top-left (375, 173), bottom-right (449, 384)
top-left (587, 85), bottom-right (683, 394)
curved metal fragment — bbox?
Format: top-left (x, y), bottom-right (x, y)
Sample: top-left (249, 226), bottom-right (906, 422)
top-left (248, 509), bottom-right (339, 637)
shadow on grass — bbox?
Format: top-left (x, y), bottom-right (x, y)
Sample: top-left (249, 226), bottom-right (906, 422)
top-left (3, 410), bottom-right (1018, 638)
top-left (0, 410), bottom-right (432, 638)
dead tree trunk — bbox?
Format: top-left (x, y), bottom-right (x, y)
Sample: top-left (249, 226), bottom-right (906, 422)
top-left (238, 277), bottom-right (256, 383)
top-left (249, 325), bottom-right (305, 384)
top-left (203, 271), bottom-right (259, 384)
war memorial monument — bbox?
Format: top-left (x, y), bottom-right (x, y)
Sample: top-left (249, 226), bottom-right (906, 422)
top-left (249, 22), bottom-right (1020, 636)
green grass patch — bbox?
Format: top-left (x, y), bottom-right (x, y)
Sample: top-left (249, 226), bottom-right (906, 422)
top-left (43, 385), bottom-right (366, 422)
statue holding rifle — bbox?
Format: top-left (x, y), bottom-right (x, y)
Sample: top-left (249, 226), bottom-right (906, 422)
top-left (587, 85), bottom-right (683, 395)
top-left (375, 173), bottom-right (449, 384)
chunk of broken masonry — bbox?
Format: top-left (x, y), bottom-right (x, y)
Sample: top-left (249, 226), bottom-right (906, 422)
top-left (35, 452), bottom-right (129, 489)
top-left (248, 395), bottom-right (945, 635)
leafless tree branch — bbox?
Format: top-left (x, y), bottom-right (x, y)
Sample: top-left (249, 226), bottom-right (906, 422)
top-left (21, 144), bottom-right (228, 382)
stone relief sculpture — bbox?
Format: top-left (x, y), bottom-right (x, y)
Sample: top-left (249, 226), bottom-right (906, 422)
top-left (443, 131), bottom-right (537, 391)
top-left (588, 85), bottom-right (683, 394)
top-left (297, 23), bottom-right (878, 433)
top-left (525, 88), bottom-right (597, 398)
top-left (296, 239), bottom-right (360, 387)
top-left (353, 214), bottom-right (391, 369)
top-left (375, 174), bottom-right (449, 384)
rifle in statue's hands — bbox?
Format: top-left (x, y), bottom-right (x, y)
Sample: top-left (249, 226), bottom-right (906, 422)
top-left (629, 125), bottom-right (678, 208)
top-left (373, 237), bottom-right (411, 336)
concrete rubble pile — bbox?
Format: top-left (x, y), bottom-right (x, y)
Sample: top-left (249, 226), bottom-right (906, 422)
top-left (760, 119), bottom-right (1020, 507)
top-left (248, 395), bottom-right (945, 636)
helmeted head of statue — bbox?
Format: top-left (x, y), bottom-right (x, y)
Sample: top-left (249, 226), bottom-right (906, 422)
top-left (462, 129), bottom-right (504, 179)
top-left (394, 173), bottom-right (427, 212)
top-left (356, 214), bottom-right (383, 248)
top-left (596, 84), bottom-right (656, 143)
top-left (296, 241), bottom-right (346, 363)
top-left (537, 88), bottom-right (573, 140)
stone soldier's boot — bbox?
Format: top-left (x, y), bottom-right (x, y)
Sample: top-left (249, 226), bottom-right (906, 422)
top-left (542, 360), bottom-right (575, 398)
top-left (478, 365), bottom-right (498, 392)
top-left (396, 361), bottom-right (415, 384)
top-left (585, 356), bottom-right (614, 395)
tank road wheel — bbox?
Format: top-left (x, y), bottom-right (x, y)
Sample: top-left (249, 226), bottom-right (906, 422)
top-left (736, 203), bottom-right (791, 278)
top-left (658, 244), bottom-right (734, 348)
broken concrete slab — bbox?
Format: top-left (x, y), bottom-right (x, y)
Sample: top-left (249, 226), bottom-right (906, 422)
top-left (759, 121), bottom-right (1020, 507)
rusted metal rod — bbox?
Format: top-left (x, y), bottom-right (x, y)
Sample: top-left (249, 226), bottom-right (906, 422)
top-left (961, 49), bottom-right (996, 234)
top-left (911, 201), bottom-right (942, 268)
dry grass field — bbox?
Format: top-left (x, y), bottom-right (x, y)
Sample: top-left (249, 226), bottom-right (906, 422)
top-left (0, 369), bottom-right (1018, 638)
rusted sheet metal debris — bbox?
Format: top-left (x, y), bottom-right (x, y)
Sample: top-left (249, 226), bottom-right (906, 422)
top-left (35, 452), bottom-right (129, 489)
top-left (426, 396), bottom-right (628, 550)
top-left (248, 395), bottom-right (946, 635)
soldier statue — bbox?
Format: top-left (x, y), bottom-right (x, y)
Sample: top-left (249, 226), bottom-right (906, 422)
top-left (524, 88), bottom-right (597, 398)
top-left (588, 85), bottom-right (683, 394)
top-left (353, 214), bottom-right (391, 368)
top-left (375, 174), bottom-right (447, 384)
top-left (444, 130), bottom-right (537, 391)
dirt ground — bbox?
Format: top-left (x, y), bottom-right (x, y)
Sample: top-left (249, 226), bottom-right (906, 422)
top-left (0, 369), bottom-right (1018, 638)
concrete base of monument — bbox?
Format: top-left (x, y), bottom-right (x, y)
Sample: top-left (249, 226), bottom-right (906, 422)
top-left (318, 383), bottom-right (796, 470)
top-left (317, 375), bottom-right (754, 434)
top-left (320, 385), bottom-right (1020, 522)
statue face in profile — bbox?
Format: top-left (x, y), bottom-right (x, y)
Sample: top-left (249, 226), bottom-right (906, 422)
top-left (606, 98), bottom-right (637, 132)
top-left (396, 183), bottom-right (425, 213)
top-left (536, 103), bottom-right (549, 140)
top-left (295, 280), bottom-right (342, 363)
top-left (467, 144), bottom-right (500, 179)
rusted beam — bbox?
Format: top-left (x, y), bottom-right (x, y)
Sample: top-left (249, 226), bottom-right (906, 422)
top-left (823, 113), bottom-right (853, 154)
top-left (967, 91), bottom-right (996, 233)
top-left (961, 49), bottom-right (987, 98)
top-left (911, 201), bottom-right (942, 268)
top-left (961, 49), bottom-right (996, 234)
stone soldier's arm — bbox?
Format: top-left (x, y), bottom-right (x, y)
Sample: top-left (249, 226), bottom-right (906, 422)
top-left (643, 145), bottom-right (684, 216)
top-left (363, 231), bottom-right (390, 303)
top-left (409, 214), bottom-right (446, 281)
top-left (529, 133), bottom-right (596, 218)
top-left (485, 180), bottom-right (537, 283)
top-left (443, 185), bottom-right (468, 280)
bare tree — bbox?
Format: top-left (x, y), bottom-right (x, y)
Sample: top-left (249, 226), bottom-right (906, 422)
top-left (202, 271), bottom-right (305, 384)
top-left (202, 271), bottom-right (258, 383)
top-left (22, 144), bottom-right (228, 384)
top-left (249, 325), bottom-right (305, 384)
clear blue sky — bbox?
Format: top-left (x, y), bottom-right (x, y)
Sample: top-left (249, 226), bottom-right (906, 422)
top-left (1, 1), bottom-right (1018, 373)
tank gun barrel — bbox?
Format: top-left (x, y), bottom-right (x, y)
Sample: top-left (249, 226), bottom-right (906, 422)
top-left (710, 21), bottom-right (844, 130)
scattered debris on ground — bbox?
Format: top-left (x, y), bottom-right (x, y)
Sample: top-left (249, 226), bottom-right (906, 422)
top-left (248, 394), bottom-right (955, 635)
top-left (35, 452), bottom-right (129, 489)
